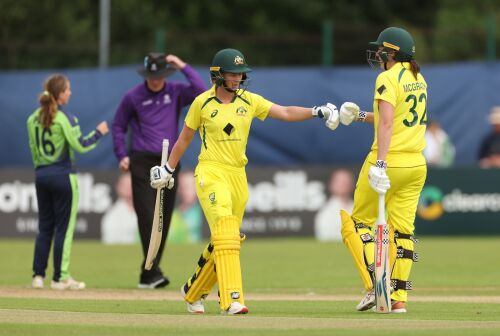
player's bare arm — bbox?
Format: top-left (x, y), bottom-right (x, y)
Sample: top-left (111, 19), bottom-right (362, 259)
top-left (150, 124), bottom-right (195, 190)
top-left (168, 124), bottom-right (196, 169)
top-left (268, 104), bottom-right (313, 122)
top-left (268, 103), bottom-right (340, 130)
top-left (363, 112), bottom-right (374, 123)
top-left (376, 99), bottom-right (394, 161)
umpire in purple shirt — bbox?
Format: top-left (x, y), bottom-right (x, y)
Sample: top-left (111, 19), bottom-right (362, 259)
top-left (112, 53), bottom-right (206, 288)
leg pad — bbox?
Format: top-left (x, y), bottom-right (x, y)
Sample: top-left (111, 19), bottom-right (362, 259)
top-left (213, 215), bottom-right (244, 311)
top-left (341, 210), bottom-right (374, 291)
top-left (391, 230), bottom-right (417, 302)
top-left (184, 242), bottom-right (218, 303)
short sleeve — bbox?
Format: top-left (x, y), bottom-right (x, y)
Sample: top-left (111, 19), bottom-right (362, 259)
top-left (184, 97), bottom-right (202, 130)
top-left (374, 73), bottom-right (397, 107)
top-left (252, 94), bottom-right (273, 121)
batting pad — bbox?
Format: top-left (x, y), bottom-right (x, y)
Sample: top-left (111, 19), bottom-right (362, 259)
top-left (389, 226), bottom-right (397, 276)
top-left (391, 231), bottom-right (416, 302)
top-left (213, 215), bottom-right (244, 311)
top-left (340, 210), bottom-right (374, 291)
top-left (184, 242), bottom-right (218, 303)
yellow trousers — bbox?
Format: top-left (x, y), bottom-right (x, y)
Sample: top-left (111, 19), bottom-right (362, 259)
top-left (183, 161), bottom-right (248, 311)
top-left (351, 152), bottom-right (426, 302)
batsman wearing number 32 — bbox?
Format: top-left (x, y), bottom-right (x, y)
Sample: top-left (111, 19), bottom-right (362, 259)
top-left (339, 27), bottom-right (427, 313)
top-left (150, 48), bottom-right (352, 315)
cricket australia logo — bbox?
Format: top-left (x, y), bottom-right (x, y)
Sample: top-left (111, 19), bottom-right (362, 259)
top-left (234, 55), bottom-right (244, 65)
top-left (236, 106), bottom-right (247, 116)
top-left (209, 192), bottom-right (216, 205)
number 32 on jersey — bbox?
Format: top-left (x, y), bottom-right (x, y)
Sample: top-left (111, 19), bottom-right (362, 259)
top-left (403, 93), bottom-right (427, 127)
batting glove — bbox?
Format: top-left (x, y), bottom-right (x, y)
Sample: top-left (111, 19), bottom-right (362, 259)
top-left (368, 160), bottom-right (390, 194)
top-left (312, 105), bottom-right (330, 119)
top-left (340, 102), bottom-right (367, 125)
top-left (312, 103), bottom-right (339, 131)
top-left (150, 163), bottom-right (175, 189)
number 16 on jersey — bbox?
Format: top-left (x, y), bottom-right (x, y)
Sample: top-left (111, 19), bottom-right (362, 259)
top-left (374, 193), bottom-right (391, 313)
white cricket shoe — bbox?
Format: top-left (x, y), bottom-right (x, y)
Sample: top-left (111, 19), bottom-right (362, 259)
top-left (51, 277), bottom-right (86, 290)
top-left (224, 302), bottom-right (249, 315)
top-left (32, 276), bottom-right (44, 289)
top-left (356, 289), bottom-right (376, 311)
top-left (181, 285), bottom-right (205, 314)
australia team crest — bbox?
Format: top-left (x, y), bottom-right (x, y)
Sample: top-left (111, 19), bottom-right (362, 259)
top-left (236, 106), bottom-right (247, 116)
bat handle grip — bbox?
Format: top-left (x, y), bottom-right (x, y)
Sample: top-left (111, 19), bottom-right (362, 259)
top-left (377, 193), bottom-right (385, 223)
top-left (161, 139), bottom-right (169, 166)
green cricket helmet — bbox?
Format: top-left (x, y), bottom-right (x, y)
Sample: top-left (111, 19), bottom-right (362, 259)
top-left (210, 48), bottom-right (251, 88)
top-left (367, 27), bottom-right (415, 67)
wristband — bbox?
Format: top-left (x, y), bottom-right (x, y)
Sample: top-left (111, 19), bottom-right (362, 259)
top-left (164, 163), bottom-right (175, 173)
top-left (357, 111), bottom-right (367, 122)
top-left (375, 160), bottom-right (387, 169)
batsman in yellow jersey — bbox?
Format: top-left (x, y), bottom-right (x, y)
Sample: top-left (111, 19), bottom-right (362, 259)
top-left (149, 48), bottom-right (352, 315)
top-left (338, 27), bottom-right (427, 313)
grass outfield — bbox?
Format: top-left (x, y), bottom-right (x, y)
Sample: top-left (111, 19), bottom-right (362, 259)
top-left (0, 237), bottom-right (499, 335)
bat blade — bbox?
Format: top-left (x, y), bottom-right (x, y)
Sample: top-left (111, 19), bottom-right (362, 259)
top-left (144, 139), bottom-right (169, 271)
top-left (374, 193), bottom-right (391, 313)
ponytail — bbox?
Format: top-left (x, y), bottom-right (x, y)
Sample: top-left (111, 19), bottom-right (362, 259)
top-left (409, 59), bottom-right (420, 80)
top-left (38, 74), bottom-right (68, 129)
top-left (39, 91), bottom-right (57, 128)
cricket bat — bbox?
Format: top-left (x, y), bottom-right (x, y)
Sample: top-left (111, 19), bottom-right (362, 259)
top-left (374, 193), bottom-right (391, 313)
top-left (144, 139), bottom-right (169, 271)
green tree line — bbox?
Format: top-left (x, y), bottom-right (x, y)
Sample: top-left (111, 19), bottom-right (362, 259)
top-left (0, 0), bottom-right (498, 69)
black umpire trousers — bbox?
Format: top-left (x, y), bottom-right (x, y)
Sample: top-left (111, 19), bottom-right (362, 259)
top-left (130, 152), bottom-right (179, 282)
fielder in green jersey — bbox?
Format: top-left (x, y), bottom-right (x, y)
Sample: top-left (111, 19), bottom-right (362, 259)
top-left (27, 109), bottom-right (103, 172)
top-left (28, 74), bottom-right (108, 290)
top-left (339, 27), bottom-right (427, 313)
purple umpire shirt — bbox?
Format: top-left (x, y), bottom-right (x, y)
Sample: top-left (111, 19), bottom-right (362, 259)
top-left (112, 65), bottom-right (206, 161)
